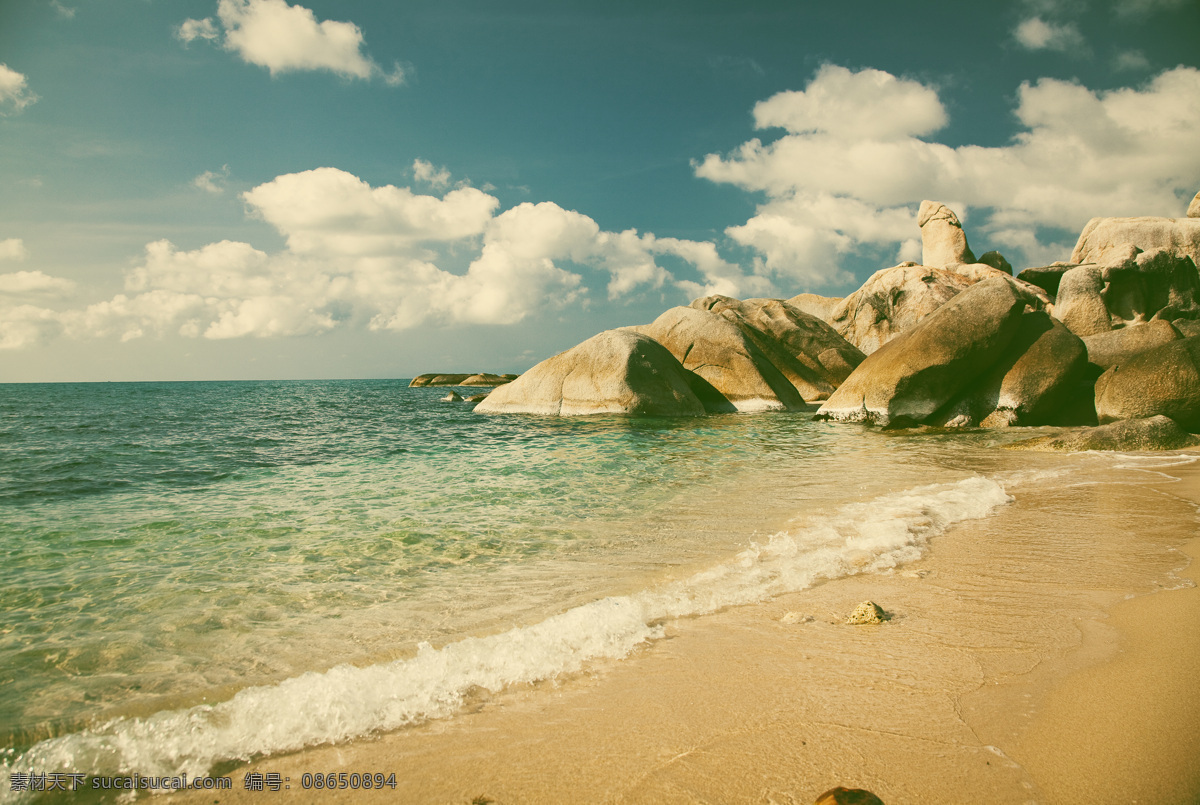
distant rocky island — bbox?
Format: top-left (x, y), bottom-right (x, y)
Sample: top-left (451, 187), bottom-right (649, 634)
top-left (409, 373), bottom-right (519, 388)
top-left (462, 193), bottom-right (1200, 450)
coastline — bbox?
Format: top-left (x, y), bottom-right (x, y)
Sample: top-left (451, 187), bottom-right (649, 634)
top-left (166, 452), bottom-right (1200, 805)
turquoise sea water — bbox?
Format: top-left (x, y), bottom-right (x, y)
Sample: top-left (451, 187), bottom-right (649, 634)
top-left (0, 379), bottom-right (1128, 793)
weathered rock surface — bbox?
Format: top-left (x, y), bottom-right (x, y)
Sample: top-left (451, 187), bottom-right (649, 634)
top-left (691, 295), bottom-right (865, 400)
top-left (474, 329), bottom-right (711, 416)
top-left (1190, 191), bottom-right (1200, 219)
top-left (461, 373), bottom-right (518, 387)
top-left (1173, 319), bottom-right (1200, 338)
top-left (1006, 415), bottom-right (1200, 452)
top-left (1094, 336), bottom-right (1200, 430)
top-left (978, 250), bottom-right (1013, 275)
top-left (1082, 319), bottom-right (1179, 369)
top-left (932, 311), bottom-right (1087, 427)
top-left (642, 306), bottom-right (805, 411)
top-left (826, 264), bottom-right (973, 355)
top-left (1018, 263), bottom-right (1077, 297)
top-left (845, 601), bottom-right (887, 625)
top-left (1072, 216), bottom-right (1200, 266)
top-left (1054, 266), bottom-right (1112, 337)
top-left (440, 391), bottom-right (463, 402)
top-left (918, 200), bottom-right (976, 268)
top-left (816, 277), bottom-right (1028, 426)
top-left (786, 292), bottom-right (843, 322)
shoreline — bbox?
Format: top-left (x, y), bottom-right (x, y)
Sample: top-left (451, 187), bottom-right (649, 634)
top-left (162, 452), bottom-right (1200, 805)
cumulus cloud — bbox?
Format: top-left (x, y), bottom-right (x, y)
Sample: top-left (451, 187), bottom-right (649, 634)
top-left (178, 0), bottom-right (404, 84)
top-left (1113, 49), bottom-right (1151, 72)
top-left (193, 165), bottom-right (231, 194)
top-left (9, 169), bottom-right (748, 347)
top-left (412, 159), bottom-right (452, 189)
top-left (0, 270), bottom-right (75, 297)
top-left (0, 238), bottom-right (28, 262)
top-left (0, 64), bottom-right (37, 114)
top-left (697, 64), bottom-right (1200, 284)
top-left (1014, 17), bottom-right (1087, 51)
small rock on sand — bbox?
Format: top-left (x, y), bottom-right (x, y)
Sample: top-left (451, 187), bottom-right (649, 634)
top-left (845, 601), bottom-right (887, 625)
top-left (814, 786), bottom-right (886, 805)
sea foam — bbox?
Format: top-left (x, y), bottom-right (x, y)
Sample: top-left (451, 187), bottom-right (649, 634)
top-left (1, 475), bottom-right (1010, 792)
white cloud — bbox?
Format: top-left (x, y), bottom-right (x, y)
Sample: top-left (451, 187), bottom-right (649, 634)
top-left (51, 1), bottom-right (76, 20)
top-left (412, 159), bottom-right (452, 189)
top-left (0, 270), bottom-right (75, 297)
top-left (0, 238), bottom-right (28, 262)
top-left (11, 169), bottom-right (744, 347)
top-left (0, 305), bottom-right (63, 350)
top-left (1014, 17), bottom-right (1087, 51)
top-left (192, 0), bottom-right (405, 84)
top-left (697, 64), bottom-right (1200, 283)
top-left (1113, 49), bottom-right (1151, 72)
top-left (193, 165), bottom-right (231, 194)
top-left (0, 64), bottom-right (37, 115)
top-left (177, 17), bottom-right (219, 44)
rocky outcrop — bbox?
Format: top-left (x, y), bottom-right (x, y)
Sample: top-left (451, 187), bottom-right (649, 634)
top-left (918, 200), bottom-right (976, 268)
top-left (786, 292), bottom-right (843, 322)
top-left (1072, 216), bottom-right (1200, 266)
top-left (932, 311), bottom-right (1088, 427)
top-left (1189, 191), bottom-right (1200, 219)
top-left (474, 329), bottom-right (713, 416)
top-left (1094, 336), bottom-right (1200, 430)
top-left (1018, 263), bottom-right (1076, 297)
top-left (826, 263), bottom-right (973, 355)
top-left (642, 306), bottom-right (806, 411)
top-left (691, 295), bottom-right (865, 400)
top-left (1054, 266), bottom-right (1112, 337)
top-left (815, 277), bottom-right (1029, 426)
top-left (411, 373), bottom-right (517, 387)
top-left (1006, 415), bottom-right (1200, 452)
top-left (1082, 319), bottom-right (1179, 369)
top-left (978, 251), bottom-right (1013, 275)
top-left (440, 391), bottom-right (463, 402)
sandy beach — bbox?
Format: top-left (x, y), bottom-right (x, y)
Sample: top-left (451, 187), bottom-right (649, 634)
top-left (162, 453), bottom-right (1200, 805)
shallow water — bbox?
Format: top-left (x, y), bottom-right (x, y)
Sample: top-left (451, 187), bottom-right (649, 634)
top-left (0, 379), bottom-right (1187, 797)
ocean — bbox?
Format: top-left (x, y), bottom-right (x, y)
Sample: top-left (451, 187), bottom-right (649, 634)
top-left (0, 379), bottom-right (1191, 800)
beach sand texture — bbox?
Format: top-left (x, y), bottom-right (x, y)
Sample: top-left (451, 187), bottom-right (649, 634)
top-left (174, 457), bottom-right (1200, 805)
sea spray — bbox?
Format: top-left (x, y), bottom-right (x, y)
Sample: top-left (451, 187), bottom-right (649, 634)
top-left (1, 475), bottom-right (1011, 793)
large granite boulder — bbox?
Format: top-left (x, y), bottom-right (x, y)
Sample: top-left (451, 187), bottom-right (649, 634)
top-left (1094, 336), bottom-right (1200, 430)
top-left (826, 263), bottom-right (973, 355)
top-left (1006, 416), bottom-right (1200, 452)
top-left (1017, 263), bottom-right (1076, 297)
top-left (1072, 216), bottom-right (1200, 266)
top-left (690, 295), bottom-right (865, 400)
top-left (918, 200), bottom-right (976, 268)
top-left (786, 292), bottom-right (842, 322)
top-left (932, 311), bottom-right (1088, 427)
top-left (1082, 319), bottom-right (1179, 369)
top-left (473, 329), bottom-right (714, 416)
top-left (815, 277), bottom-right (1029, 426)
top-left (641, 306), bottom-right (805, 411)
top-left (1054, 266), bottom-right (1112, 336)
top-left (978, 250), bottom-right (1013, 275)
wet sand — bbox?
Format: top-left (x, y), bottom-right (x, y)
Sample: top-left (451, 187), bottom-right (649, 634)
top-left (177, 456), bottom-right (1200, 805)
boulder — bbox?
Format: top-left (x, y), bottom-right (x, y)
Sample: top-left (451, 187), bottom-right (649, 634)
top-left (815, 277), bottom-right (1028, 426)
top-left (691, 295), bottom-right (865, 400)
top-left (1190, 191), bottom-right (1200, 219)
top-left (1053, 266), bottom-right (1111, 336)
top-left (1006, 416), bottom-right (1200, 452)
top-left (826, 264), bottom-right (973, 355)
top-left (1081, 319), bottom-right (1179, 369)
top-left (918, 200), bottom-right (976, 268)
top-left (1018, 263), bottom-right (1077, 297)
top-left (845, 601), bottom-right (887, 625)
top-left (465, 393), bottom-right (489, 402)
top-left (1072, 216), bottom-right (1200, 266)
top-left (1094, 336), bottom-right (1200, 430)
top-left (440, 391), bottom-right (463, 402)
top-left (932, 311), bottom-right (1088, 427)
top-left (978, 250), bottom-right (1013, 275)
top-left (786, 292), bottom-right (843, 322)
top-left (474, 329), bottom-right (713, 416)
top-left (642, 306), bottom-right (805, 411)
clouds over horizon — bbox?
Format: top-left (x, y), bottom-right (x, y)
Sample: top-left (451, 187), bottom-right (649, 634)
top-left (0, 169), bottom-right (763, 349)
top-left (179, 0), bottom-right (404, 84)
top-left (697, 63), bottom-right (1200, 283)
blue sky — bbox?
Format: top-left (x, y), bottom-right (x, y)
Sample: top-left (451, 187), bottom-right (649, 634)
top-left (1, 0), bottom-right (1198, 381)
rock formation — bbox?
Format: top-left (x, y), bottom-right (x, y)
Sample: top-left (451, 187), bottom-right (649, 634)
top-left (1017, 263), bottom-right (1076, 297)
top-left (815, 277), bottom-right (1029, 426)
top-left (978, 250), bottom-right (1013, 275)
top-left (1190, 191), bottom-right (1200, 219)
top-left (1072, 216), bottom-right (1200, 266)
top-left (786, 292), bottom-right (843, 322)
top-left (1081, 319), bottom-right (1178, 369)
top-left (691, 295), bottom-right (865, 400)
top-left (474, 329), bottom-right (713, 416)
top-left (411, 373), bottom-right (517, 387)
top-left (918, 200), bottom-right (975, 268)
top-left (1094, 336), bottom-right (1200, 430)
top-left (640, 306), bottom-right (806, 411)
top-left (825, 263), bottom-right (973, 355)
top-left (1007, 415), bottom-right (1200, 452)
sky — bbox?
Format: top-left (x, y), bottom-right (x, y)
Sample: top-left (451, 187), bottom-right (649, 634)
top-left (1, 0), bottom-right (1198, 382)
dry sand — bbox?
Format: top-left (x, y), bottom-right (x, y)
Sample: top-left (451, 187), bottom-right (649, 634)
top-left (175, 456), bottom-right (1200, 805)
